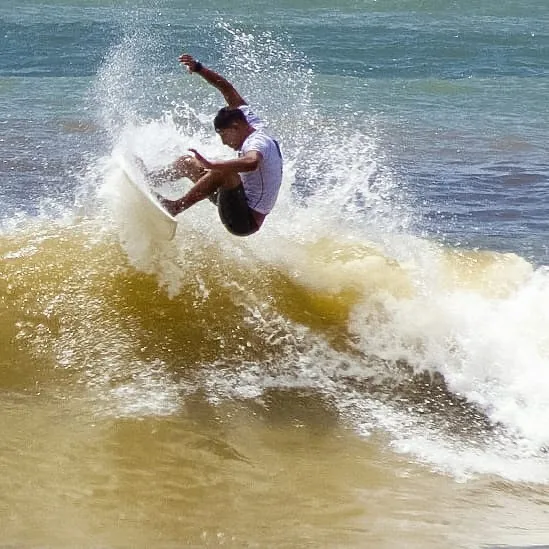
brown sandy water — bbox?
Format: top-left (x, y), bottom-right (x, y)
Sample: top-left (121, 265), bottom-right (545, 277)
top-left (1, 222), bottom-right (548, 548)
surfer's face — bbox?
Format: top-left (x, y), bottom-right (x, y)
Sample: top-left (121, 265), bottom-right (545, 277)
top-left (216, 123), bottom-right (245, 150)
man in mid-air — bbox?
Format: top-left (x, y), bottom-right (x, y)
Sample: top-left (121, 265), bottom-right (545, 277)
top-left (153, 53), bottom-right (283, 236)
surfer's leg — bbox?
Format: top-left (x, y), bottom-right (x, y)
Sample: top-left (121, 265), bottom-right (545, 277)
top-left (148, 155), bottom-right (207, 185)
top-left (160, 169), bottom-right (231, 215)
top-left (159, 170), bottom-right (257, 227)
top-left (172, 155), bottom-right (207, 182)
top-left (208, 171), bottom-right (242, 206)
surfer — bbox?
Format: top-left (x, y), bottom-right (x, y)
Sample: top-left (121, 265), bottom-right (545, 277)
top-left (152, 54), bottom-right (283, 236)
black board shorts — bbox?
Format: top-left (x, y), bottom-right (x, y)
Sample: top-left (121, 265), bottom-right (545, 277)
top-left (213, 183), bottom-right (259, 236)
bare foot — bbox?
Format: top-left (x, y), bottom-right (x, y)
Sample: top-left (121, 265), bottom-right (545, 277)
top-left (159, 197), bottom-right (183, 217)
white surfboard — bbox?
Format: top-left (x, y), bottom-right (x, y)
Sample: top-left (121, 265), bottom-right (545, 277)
top-left (115, 156), bottom-right (178, 241)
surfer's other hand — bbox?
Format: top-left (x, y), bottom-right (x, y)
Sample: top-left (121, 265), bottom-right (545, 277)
top-left (179, 54), bottom-right (199, 72)
top-left (188, 148), bottom-right (213, 169)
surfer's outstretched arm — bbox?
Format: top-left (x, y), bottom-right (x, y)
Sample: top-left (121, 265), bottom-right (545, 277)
top-left (179, 54), bottom-right (246, 109)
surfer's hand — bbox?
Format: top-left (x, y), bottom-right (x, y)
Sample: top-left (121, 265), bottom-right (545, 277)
top-left (188, 149), bottom-right (215, 170)
top-left (179, 54), bottom-right (200, 73)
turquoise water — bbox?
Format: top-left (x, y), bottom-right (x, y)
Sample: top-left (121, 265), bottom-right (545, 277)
top-left (2, 0), bottom-right (548, 259)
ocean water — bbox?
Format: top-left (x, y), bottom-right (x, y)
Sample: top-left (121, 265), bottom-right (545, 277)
top-left (2, 1), bottom-right (549, 547)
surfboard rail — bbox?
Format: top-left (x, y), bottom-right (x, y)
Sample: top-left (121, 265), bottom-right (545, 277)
top-left (115, 156), bottom-right (178, 241)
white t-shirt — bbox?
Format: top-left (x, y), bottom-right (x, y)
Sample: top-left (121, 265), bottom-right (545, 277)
top-left (238, 106), bottom-right (283, 215)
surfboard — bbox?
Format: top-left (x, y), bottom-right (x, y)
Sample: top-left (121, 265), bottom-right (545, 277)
top-left (115, 156), bottom-right (178, 241)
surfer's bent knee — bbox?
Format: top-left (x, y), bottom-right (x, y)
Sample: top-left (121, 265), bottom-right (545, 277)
top-left (217, 172), bottom-right (241, 190)
top-left (173, 155), bottom-right (206, 181)
top-left (201, 169), bottom-right (241, 190)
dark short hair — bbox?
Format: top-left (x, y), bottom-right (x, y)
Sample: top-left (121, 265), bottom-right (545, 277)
top-left (213, 107), bottom-right (246, 130)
